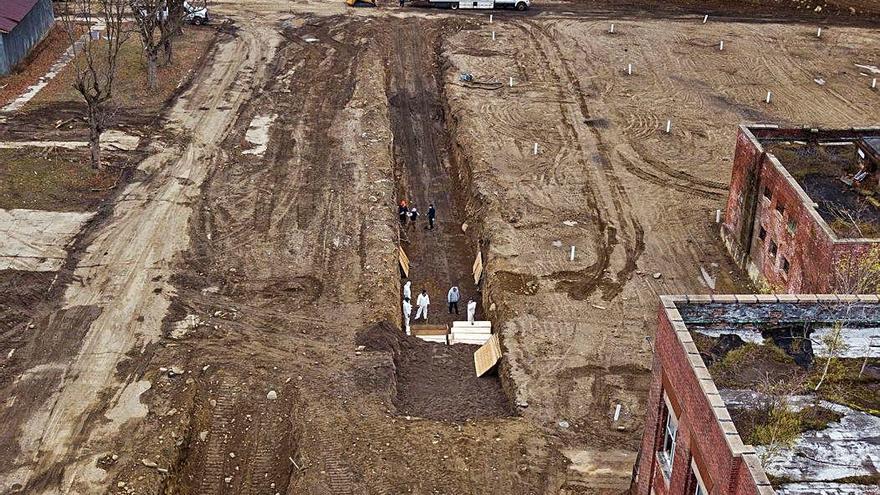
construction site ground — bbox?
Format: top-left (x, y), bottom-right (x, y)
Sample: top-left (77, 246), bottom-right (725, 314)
top-left (0, 0), bottom-right (879, 493)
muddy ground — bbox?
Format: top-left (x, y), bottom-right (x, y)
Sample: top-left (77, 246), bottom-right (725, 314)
top-left (0, 0), bottom-right (879, 494)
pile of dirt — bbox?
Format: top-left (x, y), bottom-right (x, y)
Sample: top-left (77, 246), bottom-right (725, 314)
top-left (356, 321), bottom-right (513, 421)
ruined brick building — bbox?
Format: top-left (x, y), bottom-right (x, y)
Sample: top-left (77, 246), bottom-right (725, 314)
top-left (721, 125), bottom-right (880, 293)
top-left (632, 294), bottom-right (880, 495)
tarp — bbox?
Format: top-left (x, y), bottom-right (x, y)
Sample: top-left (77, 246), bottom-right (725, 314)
top-left (0, 0), bottom-right (40, 33)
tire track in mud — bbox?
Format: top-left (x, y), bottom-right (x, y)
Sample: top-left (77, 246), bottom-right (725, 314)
top-left (515, 20), bottom-right (643, 301)
top-left (560, 21), bottom-right (727, 199)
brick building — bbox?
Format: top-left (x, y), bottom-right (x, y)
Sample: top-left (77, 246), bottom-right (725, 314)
top-left (632, 294), bottom-right (880, 495)
top-left (721, 125), bottom-right (880, 293)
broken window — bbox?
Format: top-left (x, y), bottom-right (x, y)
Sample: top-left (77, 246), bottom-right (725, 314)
top-left (776, 201), bottom-right (785, 216)
top-left (762, 187), bottom-right (773, 201)
top-left (658, 394), bottom-right (677, 479)
top-left (782, 257), bottom-right (790, 273)
top-left (787, 219), bottom-right (797, 235)
top-left (769, 240), bottom-right (778, 257)
top-left (758, 226), bottom-right (767, 241)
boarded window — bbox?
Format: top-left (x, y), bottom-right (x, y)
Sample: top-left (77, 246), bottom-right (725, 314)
top-left (758, 226), bottom-right (767, 241)
top-left (787, 219), bottom-right (797, 234)
top-left (782, 257), bottom-right (790, 273)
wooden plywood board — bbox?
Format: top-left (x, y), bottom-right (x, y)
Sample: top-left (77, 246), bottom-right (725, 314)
top-left (399, 246), bottom-right (410, 278)
top-left (472, 251), bottom-right (483, 286)
top-left (474, 334), bottom-right (502, 377)
top-left (412, 324), bottom-right (449, 336)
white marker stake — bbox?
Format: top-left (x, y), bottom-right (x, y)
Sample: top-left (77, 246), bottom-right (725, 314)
top-left (570, 246), bottom-right (576, 261)
top-left (719, 40), bottom-right (724, 51)
top-left (509, 76), bottom-right (514, 87)
top-left (489, 14), bottom-right (493, 23)
top-left (627, 63), bottom-right (632, 75)
top-left (703, 14), bottom-right (708, 23)
top-left (665, 120), bottom-right (672, 133)
top-left (873, 78), bottom-right (877, 89)
top-left (492, 31), bottom-right (496, 41)
top-left (609, 23), bottom-right (614, 34)
top-left (715, 209), bottom-right (721, 223)
top-left (533, 142), bottom-right (539, 155)
top-left (817, 27), bottom-right (822, 38)
top-left (765, 91), bottom-right (772, 104)
top-left (613, 404), bottom-right (622, 422)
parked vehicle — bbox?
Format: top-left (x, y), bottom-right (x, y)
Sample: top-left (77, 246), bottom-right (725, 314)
top-left (184, 1), bottom-right (209, 24)
top-left (427, 0), bottom-right (529, 10)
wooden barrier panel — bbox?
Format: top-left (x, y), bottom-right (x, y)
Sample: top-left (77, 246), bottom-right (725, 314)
top-left (474, 334), bottom-right (502, 377)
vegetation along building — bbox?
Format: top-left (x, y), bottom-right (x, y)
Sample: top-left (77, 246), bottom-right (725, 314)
top-left (721, 125), bottom-right (880, 293)
top-left (632, 294), bottom-right (879, 495)
top-left (0, 0), bottom-right (55, 75)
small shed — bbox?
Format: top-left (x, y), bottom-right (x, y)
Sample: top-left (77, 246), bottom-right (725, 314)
top-left (0, 0), bottom-right (55, 76)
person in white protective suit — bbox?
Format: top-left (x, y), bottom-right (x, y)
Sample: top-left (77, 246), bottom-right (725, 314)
top-left (415, 289), bottom-right (430, 321)
top-left (467, 299), bottom-right (477, 324)
top-left (403, 280), bottom-right (412, 300)
top-left (402, 297), bottom-right (412, 335)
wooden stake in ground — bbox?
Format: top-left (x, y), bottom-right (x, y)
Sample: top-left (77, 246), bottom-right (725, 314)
top-left (61, 0), bottom-right (130, 170)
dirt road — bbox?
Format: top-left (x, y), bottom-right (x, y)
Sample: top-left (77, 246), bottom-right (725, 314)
top-left (0, 17), bottom-right (282, 494)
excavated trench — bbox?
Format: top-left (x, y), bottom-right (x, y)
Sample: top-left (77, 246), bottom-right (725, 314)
top-left (376, 18), bottom-right (513, 420)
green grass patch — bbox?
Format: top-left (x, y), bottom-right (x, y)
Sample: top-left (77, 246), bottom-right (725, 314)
top-left (0, 148), bottom-right (117, 211)
top-left (810, 358), bottom-right (880, 415)
top-left (710, 342), bottom-right (801, 389)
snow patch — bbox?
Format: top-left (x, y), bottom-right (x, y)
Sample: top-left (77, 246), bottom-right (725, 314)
top-left (242, 114), bottom-right (277, 156)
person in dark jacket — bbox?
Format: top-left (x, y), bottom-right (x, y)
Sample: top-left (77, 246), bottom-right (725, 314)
top-left (398, 200), bottom-right (408, 225)
top-left (427, 203), bottom-right (436, 230)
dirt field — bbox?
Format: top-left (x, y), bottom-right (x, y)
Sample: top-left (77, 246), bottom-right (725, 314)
top-left (0, 0), bottom-right (879, 494)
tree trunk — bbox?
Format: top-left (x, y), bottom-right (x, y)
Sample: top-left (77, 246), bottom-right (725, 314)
top-left (162, 38), bottom-right (173, 66)
top-left (147, 50), bottom-right (159, 90)
top-left (87, 107), bottom-right (103, 170)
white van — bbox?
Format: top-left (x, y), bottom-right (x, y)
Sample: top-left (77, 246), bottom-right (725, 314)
top-left (183, 1), bottom-right (209, 25)
top-left (428, 0), bottom-right (530, 10)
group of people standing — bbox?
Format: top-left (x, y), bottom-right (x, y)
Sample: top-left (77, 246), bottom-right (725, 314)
top-left (398, 200), bottom-right (436, 231)
top-left (401, 280), bottom-right (477, 335)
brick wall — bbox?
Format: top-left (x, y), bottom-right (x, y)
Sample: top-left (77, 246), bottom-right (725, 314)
top-left (634, 300), bottom-right (763, 495)
top-left (721, 125), bottom-right (880, 293)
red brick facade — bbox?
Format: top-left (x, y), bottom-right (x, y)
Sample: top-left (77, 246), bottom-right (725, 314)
top-left (720, 125), bottom-right (880, 293)
top-left (632, 299), bottom-right (771, 495)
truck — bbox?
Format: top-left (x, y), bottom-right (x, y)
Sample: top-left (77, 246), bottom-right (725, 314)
top-left (427, 0), bottom-right (530, 11)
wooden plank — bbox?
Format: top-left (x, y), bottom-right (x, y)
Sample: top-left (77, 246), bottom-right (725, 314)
top-left (411, 324), bottom-right (448, 336)
top-left (452, 321), bottom-right (492, 329)
top-left (452, 329), bottom-right (492, 336)
top-left (399, 246), bottom-right (410, 278)
top-left (472, 251), bottom-right (483, 286)
top-left (474, 334), bottom-right (502, 377)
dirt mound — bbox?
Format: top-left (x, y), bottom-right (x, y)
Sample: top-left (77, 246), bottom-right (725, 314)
top-left (357, 321), bottom-right (513, 422)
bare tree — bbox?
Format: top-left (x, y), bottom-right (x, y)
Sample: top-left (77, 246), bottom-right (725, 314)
top-left (130, 0), bottom-right (166, 89)
top-left (60, 0), bottom-right (129, 170)
top-left (159, 0), bottom-right (184, 64)
top-left (159, 0), bottom-right (208, 64)
top-left (812, 321), bottom-right (850, 391)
